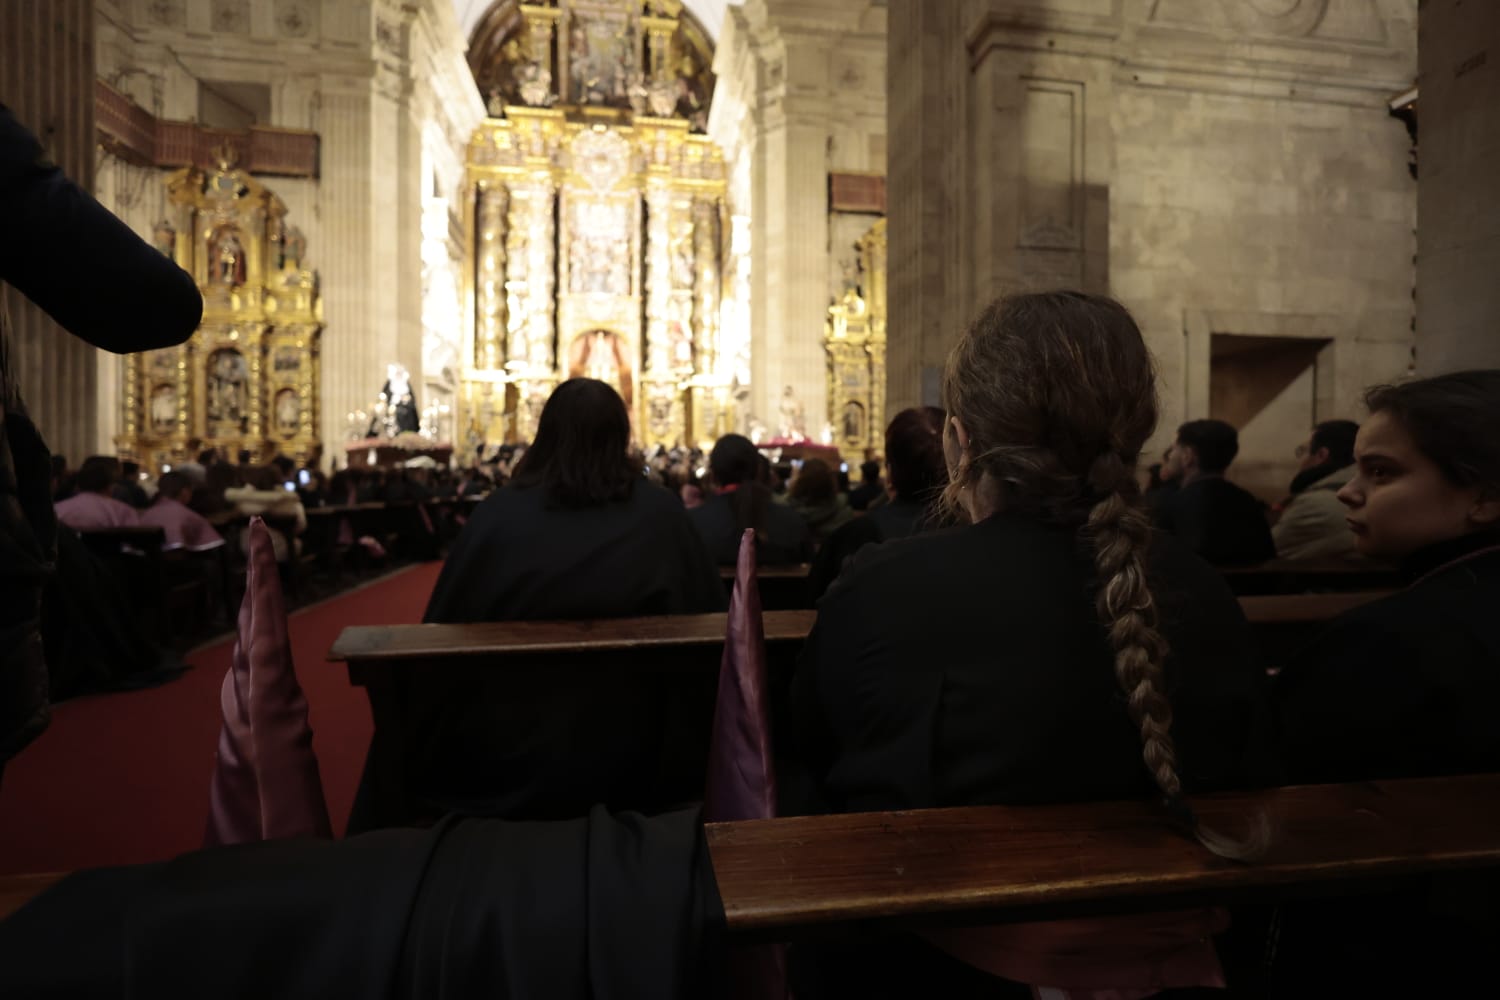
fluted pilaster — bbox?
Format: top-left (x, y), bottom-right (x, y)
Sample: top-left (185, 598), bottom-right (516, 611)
top-left (317, 86), bottom-right (377, 450)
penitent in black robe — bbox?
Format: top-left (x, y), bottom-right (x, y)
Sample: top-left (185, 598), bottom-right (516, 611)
top-left (349, 480), bottom-right (726, 831)
top-left (0, 807), bottom-right (725, 1000)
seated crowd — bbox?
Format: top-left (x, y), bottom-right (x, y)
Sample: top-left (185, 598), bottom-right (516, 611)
top-left (8, 292), bottom-right (1500, 995)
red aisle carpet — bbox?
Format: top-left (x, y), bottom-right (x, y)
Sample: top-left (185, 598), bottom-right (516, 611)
top-left (0, 561), bottom-right (443, 876)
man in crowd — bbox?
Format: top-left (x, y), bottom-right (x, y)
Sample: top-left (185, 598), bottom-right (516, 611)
top-left (53, 456), bottom-right (141, 531)
top-left (848, 459), bottom-right (884, 511)
top-left (1152, 419), bottom-right (1275, 566)
top-left (1273, 419), bottom-right (1360, 560)
top-left (139, 471), bottom-right (224, 552)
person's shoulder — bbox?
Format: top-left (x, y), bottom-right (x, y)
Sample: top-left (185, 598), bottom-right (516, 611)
top-left (631, 478), bottom-right (684, 512)
top-left (820, 522), bottom-right (970, 605)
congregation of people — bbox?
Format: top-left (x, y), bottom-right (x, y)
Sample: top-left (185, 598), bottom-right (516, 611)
top-left (4, 101), bottom-right (1499, 999)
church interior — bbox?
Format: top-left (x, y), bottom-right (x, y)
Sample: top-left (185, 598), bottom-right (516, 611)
top-left (4, 0), bottom-right (1500, 995)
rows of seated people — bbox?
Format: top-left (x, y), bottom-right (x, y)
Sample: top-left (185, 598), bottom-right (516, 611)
top-left (352, 290), bottom-right (1499, 995)
top-left (6, 292), bottom-right (1498, 993)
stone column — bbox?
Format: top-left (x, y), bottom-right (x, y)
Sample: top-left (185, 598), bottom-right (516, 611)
top-left (758, 99), bottom-right (830, 433)
top-left (1417, 0), bottom-right (1500, 372)
top-left (885, 0), bottom-right (968, 415)
top-left (0, 0), bottom-right (99, 462)
top-left (316, 83), bottom-right (378, 450)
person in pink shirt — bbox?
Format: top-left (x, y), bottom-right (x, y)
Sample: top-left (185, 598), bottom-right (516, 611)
top-left (139, 471), bottom-right (224, 551)
top-left (53, 456), bottom-right (140, 531)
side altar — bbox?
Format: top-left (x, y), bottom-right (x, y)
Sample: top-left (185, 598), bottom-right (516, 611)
top-left (117, 146), bottom-right (322, 469)
top-left (459, 0), bottom-right (736, 453)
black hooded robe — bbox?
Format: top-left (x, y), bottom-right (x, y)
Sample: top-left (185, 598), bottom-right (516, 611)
top-left (349, 480), bottom-right (727, 831)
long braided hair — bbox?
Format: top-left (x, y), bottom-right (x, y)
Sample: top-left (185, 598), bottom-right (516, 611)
top-left (941, 291), bottom-right (1262, 860)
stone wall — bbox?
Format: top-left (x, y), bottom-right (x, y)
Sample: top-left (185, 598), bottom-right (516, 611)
top-left (1417, 0), bottom-right (1500, 373)
top-left (709, 0), bottom-right (887, 436)
top-left (887, 0), bottom-right (1417, 498)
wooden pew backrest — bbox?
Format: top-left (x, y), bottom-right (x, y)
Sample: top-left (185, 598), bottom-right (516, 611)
top-left (707, 773), bottom-right (1500, 936)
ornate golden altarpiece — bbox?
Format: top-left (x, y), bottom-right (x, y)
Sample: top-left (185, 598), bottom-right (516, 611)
top-left (460, 0), bottom-right (730, 449)
top-left (119, 150), bottom-right (322, 469)
top-left (825, 219), bottom-right (887, 457)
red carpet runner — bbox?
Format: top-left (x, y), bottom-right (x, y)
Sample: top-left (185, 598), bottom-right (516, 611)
top-left (0, 561), bottom-right (443, 875)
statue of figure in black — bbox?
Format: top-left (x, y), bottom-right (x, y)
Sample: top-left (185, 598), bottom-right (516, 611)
top-left (371, 363), bottom-right (421, 436)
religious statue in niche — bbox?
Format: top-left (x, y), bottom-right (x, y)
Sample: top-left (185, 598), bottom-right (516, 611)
top-left (667, 297), bottom-right (694, 370)
top-left (152, 219), bottom-right (176, 258)
top-left (211, 226), bottom-right (247, 286)
top-left (670, 228), bottom-right (695, 288)
top-left (279, 226), bottom-right (307, 271)
top-left (274, 388), bottom-right (301, 436)
top-left (370, 363), bottom-right (421, 436)
top-left (517, 61), bottom-right (555, 108)
top-left (777, 385), bottom-right (807, 441)
top-left (648, 395), bottom-right (673, 441)
top-left (206, 348), bottom-right (250, 435)
top-left (842, 399), bottom-right (866, 443)
top-left (568, 330), bottom-right (634, 411)
top-left (149, 384), bottom-right (178, 435)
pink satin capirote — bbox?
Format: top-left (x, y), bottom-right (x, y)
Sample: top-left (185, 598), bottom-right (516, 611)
top-left (204, 516), bottom-right (331, 847)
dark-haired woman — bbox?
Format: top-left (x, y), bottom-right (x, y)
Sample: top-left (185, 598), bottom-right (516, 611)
top-left (786, 292), bottom-right (1276, 997)
top-left (352, 379), bottom-right (724, 831)
top-left (689, 433), bottom-right (812, 565)
top-left (786, 458), bottom-right (854, 542)
top-left (808, 406), bottom-right (949, 601)
top-left (1271, 371), bottom-right (1500, 993)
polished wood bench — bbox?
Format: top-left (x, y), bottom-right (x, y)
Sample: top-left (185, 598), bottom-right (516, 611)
top-left (706, 772), bottom-right (1500, 936)
top-left (329, 591), bottom-right (1383, 682)
top-left (9, 775), bottom-right (1499, 935)
top-left (1221, 557), bottom-right (1400, 596)
top-left (1239, 590), bottom-right (1391, 667)
top-left (327, 591), bottom-right (1387, 830)
top-left (76, 525), bottom-right (171, 641)
top-left (331, 611), bottom-right (818, 831)
top-left (718, 563), bottom-right (812, 609)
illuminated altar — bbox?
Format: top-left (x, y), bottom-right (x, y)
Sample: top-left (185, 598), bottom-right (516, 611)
top-left (459, 0), bottom-right (733, 451)
top-left (825, 219), bottom-right (887, 457)
top-left (118, 147), bottom-right (322, 469)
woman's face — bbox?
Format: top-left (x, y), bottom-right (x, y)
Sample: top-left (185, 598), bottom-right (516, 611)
top-left (1337, 410), bottom-right (1491, 559)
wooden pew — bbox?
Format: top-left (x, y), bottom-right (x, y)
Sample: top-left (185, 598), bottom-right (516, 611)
top-left (331, 611), bottom-right (817, 830)
top-left (1221, 557), bottom-right (1400, 596)
top-left (331, 592), bottom-right (1383, 685)
top-left (1239, 590), bottom-right (1391, 668)
top-left (718, 563), bottom-right (813, 610)
top-left (706, 773), bottom-right (1500, 935)
top-left (77, 525), bottom-right (171, 642)
top-left (8, 774), bottom-right (1499, 936)
top-left (329, 590), bottom-right (1388, 828)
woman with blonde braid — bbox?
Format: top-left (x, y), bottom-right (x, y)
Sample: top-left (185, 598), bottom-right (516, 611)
top-left (787, 292), bottom-right (1275, 998)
